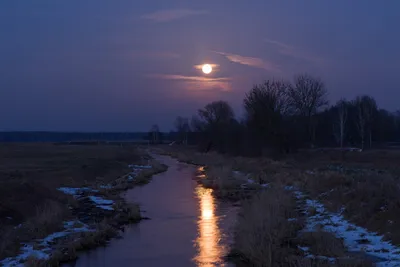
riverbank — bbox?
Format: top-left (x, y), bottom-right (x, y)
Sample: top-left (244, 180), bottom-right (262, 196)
top-left (157, 145), bottom-right (400, 266)
top-left (0, 144), bottom-right (167, 266)
top-left (69, 153), bottom-right (237, 267)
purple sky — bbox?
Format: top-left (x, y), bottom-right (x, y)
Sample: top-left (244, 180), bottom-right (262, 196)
top-left (1, 1), bottom-right (399, 131)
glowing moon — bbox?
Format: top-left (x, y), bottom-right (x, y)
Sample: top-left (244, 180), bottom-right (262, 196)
top-left (202, 64), bottom-right (212, 74)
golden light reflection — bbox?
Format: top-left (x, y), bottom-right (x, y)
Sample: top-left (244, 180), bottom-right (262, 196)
top-left (194, 186), bottom-right (223, 266)
top-left (196, 166), bottom-right (206, 179)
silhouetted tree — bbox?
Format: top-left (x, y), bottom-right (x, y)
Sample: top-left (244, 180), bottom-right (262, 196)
top-left (354, 95), bottom-right (377, 149)
top-left (288, 74), bottom-right (328, 146)
top-left (334, 98), bottom-right (348, 148)
top-left (193, 101), bottom-right (237, 153)
top-left (244, 80), bottom-right (291, 155)
top-left (174, 73), bottom-right (399, 156)
top-left (174, 116), bottom-right (190, 145)
top-left (148, 124), bottom-right (160, 144)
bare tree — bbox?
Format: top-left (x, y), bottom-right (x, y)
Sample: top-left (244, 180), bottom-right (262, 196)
top-left (198, 100), bottom-right (234, 126)
top-left (244, 81), bottom-right (290, 136)
top-left (287, 74), bottom-right (328, 146)
top-left (336, 99), bottom-right (348, 148)
top-left (150, 124), bottom-right (160, 144)
top-left (191, 115), bottom-right (204, 132)
top-left (288, 74), bottom-right (328, 116)
top-left (244, 80), bottom-right (292, 155)
top-left (362, 96), bottom-right (377, 148)
top-left (195, 101), bottom-right (235, 153)
top-left (174, 116), bottom-right (190, 145)
top-left (355, 99), bottom-right (366, 150)
top-left (354, 95), bottom-right (377, 149)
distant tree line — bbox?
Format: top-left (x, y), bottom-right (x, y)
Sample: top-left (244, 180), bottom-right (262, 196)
top-left (168, 73), bottom-right (400, 157)
top-left (0, 132), bottom-right (148, 143)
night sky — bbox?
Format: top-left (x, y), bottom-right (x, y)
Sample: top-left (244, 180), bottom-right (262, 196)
top-left (1, 1), bottom-right (399, 131)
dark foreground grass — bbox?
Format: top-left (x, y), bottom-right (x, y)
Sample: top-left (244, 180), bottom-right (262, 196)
top-left (160, 146), bottom-right (394, 266)
top-left (230, 189), bottom-right (373, 267)
top-left (230, 188), bottom-right (302, 266)
top-left (0, 143), bottom-right (166, 265)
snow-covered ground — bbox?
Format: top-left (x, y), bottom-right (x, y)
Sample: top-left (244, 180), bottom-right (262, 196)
top-left (128, 164), bottom-right (152, 169)
top-left (58, 187), bottom-right (98, 197)
top-left (57, 186), bottom-right (114, 211)
top-left (289, 187), bottom-right (400, 266)
top-left (89, 196), bottom-right (114, 210)
top-left (56, 164), bottom-right (153, 211)
top-left (1, 221), bottom-right (91, 267)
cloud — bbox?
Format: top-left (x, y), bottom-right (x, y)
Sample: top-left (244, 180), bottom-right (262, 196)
top-left (149, 74), bottom-right (231, 91)
top-left (213, 51), bottom-right (280, 72)
top-left (141, 9), bottom-right (208, 22)
top-left (150, 74), bottom-right (230, 82)
top-left (264, 38), bottom-right (325, 65)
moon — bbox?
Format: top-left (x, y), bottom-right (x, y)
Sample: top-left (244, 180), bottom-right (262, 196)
top-left (202, 64), bottom-right (212, 74)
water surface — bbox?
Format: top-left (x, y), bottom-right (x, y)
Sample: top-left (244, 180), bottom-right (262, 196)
top-left (69, 154), bottom-right (237, 267)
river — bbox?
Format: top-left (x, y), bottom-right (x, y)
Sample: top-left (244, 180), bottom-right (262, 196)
top-left (67, 154), bottom-right (238, 267)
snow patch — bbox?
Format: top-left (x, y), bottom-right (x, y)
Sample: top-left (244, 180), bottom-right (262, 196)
top-left (302, 197), bottom-right (400, 266)
top-left (97, 205), bottom-right (114, 211)
top-left (246, 178), bottom-right (255, 184)
top-left (88, 196), bottom-right (114, 210)
top-left (1, 244), bottom-right (49, 266)
top-left (129, 164), bottom-right (152, 169)
top-left (57, 187), bottom-right (98, 197)
top-left (284, 185), bottom-right (295, 191)
top-left (40, 221), bottom-right (91, 246)
top-left (1, 220), bottom-right (92, 266)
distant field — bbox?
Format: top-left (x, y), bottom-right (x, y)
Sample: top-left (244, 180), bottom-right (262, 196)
top-left (0, 143), bottom-right (143, 225)
top-left (0, 143), bottom-right (154, 262)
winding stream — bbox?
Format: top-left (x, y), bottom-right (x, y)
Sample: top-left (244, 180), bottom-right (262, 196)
top-left (68, 154), bottom-right (237, 267)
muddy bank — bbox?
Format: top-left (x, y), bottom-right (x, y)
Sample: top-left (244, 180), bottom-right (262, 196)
top-left (68, 154), bottom-right (238, 267)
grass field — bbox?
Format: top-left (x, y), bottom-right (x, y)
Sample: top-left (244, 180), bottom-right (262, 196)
top-left (0, 143), bottom-right (166, 265)
top-left (158, 145), bottom-right (400, 266)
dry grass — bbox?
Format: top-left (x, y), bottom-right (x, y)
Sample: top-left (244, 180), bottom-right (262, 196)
top-left (231, 188), bottom-right (303, 266)
top-left (0, 143), bottom-right (142, 224)
top-left (154, 145), bottom-right (229, 166)
top-left (113, 202), bottom-right (141, 223)
top-left (134, 160), bottom-right (168, 185)
top-left (159, 146), bottom-right (385, 266)
top-left (25, 256), bottom-right (47, 267)
top-left (230, 188), bottom-right (373, 267)
top-left (72, 221), bottom-right (118, 251)
top-left (0, 200), bottom-right (67, 259)
top-left (43, 221), bottom-right (120, 265)
top-left (0, 143), bottom-right (158, 262)
top-left (201, 165), bottom-right (241, 189)
top-left (225, 151), bottom-right (400, 249)
top-left (297, 231), bottom-right (346, 258)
